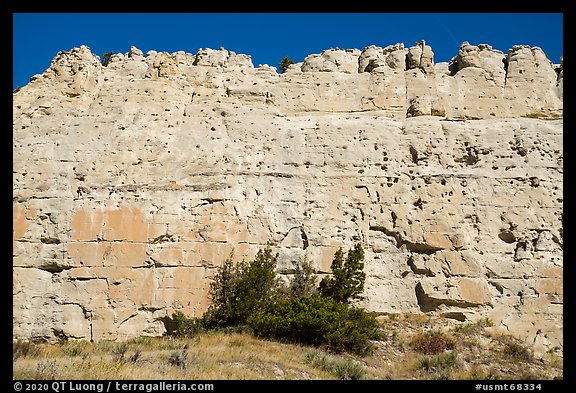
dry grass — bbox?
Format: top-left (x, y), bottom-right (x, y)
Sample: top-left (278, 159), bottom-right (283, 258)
top-left (13, 332), bottom-right (335, 380)
top-left (13, 314), bottom-right (563, 380)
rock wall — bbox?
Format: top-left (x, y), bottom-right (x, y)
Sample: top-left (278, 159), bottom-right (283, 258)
top-left (13, 42), bottom-right (562, 357)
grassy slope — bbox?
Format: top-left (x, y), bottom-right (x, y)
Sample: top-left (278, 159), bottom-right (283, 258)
top-left (13, 314), bottom-right (563, 380)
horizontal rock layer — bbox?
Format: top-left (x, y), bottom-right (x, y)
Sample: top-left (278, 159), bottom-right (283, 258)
top-left (13, 42), bottom-right (562, 357)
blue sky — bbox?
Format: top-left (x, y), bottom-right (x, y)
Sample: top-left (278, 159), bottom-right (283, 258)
top-left (13, 13), bottom-right (563, 89)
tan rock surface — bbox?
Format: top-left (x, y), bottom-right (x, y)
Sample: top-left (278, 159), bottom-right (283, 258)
top-left (13, 42), bottom-right (562, 355)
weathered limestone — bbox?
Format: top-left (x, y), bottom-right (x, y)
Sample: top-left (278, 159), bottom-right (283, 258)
top-left (13, 42), bottom-right (562, 356)
top-left (301, 48), bottom-right (361, 73)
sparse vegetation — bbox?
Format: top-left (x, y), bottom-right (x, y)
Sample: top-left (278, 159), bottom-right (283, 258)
top-left (453, 317), bottom-right (494, 334)
top-left (416, 351), bottom-right (458, 379)
top-left (279, 55), bottom-right (295, 73)
top-left (304, 348), bottom-right (366, 380)
top-left (127, 336), bottom-right (154, 346)
top-left (128, 349), bottom-right (142, 364)
top-left (60, 340), bottom-right (88, 357)
top-left (498, 335), bottom-right (533, 362)
top-left (410, 329), bottom-right (456, 355)
top-left (112, 342), bottom-right (128, 361)
top-left (101, 52), bottom-right (114, 67)
top-left (168, 348), bottom-right (188, 370)
top-left (13, 340), bottom-right (41, 360)
top-left (34, 360), bottom-right (59, 380)
top-left (13, 314), bottom-right (563, 380)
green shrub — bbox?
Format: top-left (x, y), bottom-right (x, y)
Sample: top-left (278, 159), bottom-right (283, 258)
top-left (173, 244), bottom-right (378, 356)
top-left (202, 248), bottom-right (281, 329)
top-left (318, 243), bottom-right (366, 303)
top-left (416, 351), bottom-right (458, 371)
top-left (170, 310), bottom-right (203, 337)
top-left (127, 336), bottom-right (154, 347)
top-left (248, 294), bottom-right (380, 355)
top-left (453, 317), bottom-right (494, 334)
top-left (101, 52), bottom-right (114, 67)
top-left (410, 330), bottom-right (456, 355)
top-left (112, 342), bottom-right (128, 361)
top-left (416, 351), bottom-right (458, 380)
top-left (60, 341), bottom-right (87, 357)
top-left (279, 56), bottom-right (295, 73)
top-left (331, 359), bottom-right (366, 380)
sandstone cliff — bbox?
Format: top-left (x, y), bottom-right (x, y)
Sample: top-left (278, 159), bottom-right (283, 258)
top-left (13, 42), bottom-right (562, 358)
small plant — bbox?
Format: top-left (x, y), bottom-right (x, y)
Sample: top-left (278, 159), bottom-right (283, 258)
top-left (279, 55), bottom-right (295, 73)
top-left (112, 342), bottom-right (128, 361)
top-left (416, 351), bottom-right (458, 371)
top-left (202, 248), bottom-right (281, 329)
top-left (158, 338), bottom-right (185, 351)
top-left (168, 348), bottom-right (188, 370)
top-left (416, 351), bottom-right (458, 379)
top-left (170, 310), bottom-right (203, 337)
top-left (332, 360), bottom-right (366, 380)
top-left (288, 256), bottom-right (317, 298)
top-left (460, 365), bottom-right (500, 380)
top-left (410, 330), bottom-right (456, 355)
top-left (35, 360), bottom-right (59, 380)
top-left (13, 340), bottom-right (41, 360)
top-left (478, 317), bottom-right (494, 327)
top-left (304, 348), bottom-right (324, 365)
top-left (491, 334), bottom-right (533, 362)
top-left (60, 341), bottom-right (87, 357)
top-left (454, 317), bottom-right (494, 334)
top-left (128, 336), bottom-right (154, 347)
top-left (101, 52), bottom-right (114, 67)
top-left (501, 338), bottom-right (533, 362)
top-left (93, 340), bottom-right (115, 353)
top-left (303, 349), bottom-right (365, 380)
top-left (318, 243), bottom-right (366, 304)
top-left (128, 349), bottom-right (142, 364)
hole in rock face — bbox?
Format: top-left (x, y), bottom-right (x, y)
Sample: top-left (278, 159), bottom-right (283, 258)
top-left (498, 230), bottom-right (516, 244)
top-left (442, 312), bottom-right (467, 322)
top-left (300, 227), bottom-right (309, 250)
top-left (409, 146), bottom-right (419, 163)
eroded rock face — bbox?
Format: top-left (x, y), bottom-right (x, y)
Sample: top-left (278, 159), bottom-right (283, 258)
top-left (13, 42), bottom-right (562, 356)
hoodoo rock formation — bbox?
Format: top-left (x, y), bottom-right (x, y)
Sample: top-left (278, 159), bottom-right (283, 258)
top-left (13, 42), bottom-right (562, 357)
